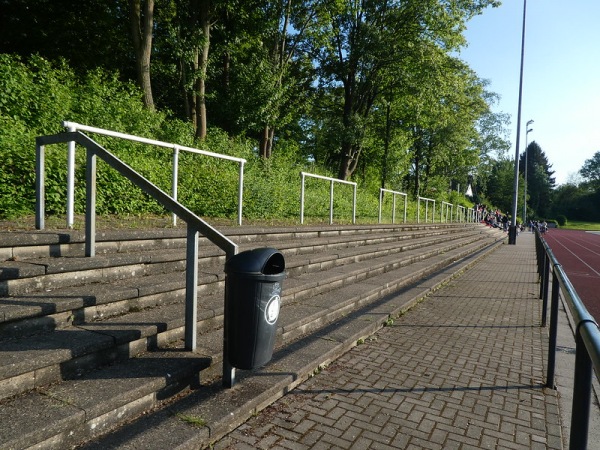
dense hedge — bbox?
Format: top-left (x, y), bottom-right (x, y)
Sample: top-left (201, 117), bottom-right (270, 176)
top-left (0, 54), bottom-right (473, 224)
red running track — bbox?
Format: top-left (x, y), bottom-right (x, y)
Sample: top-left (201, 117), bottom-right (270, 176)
top-left (542, 229), bottom-right (600, 323)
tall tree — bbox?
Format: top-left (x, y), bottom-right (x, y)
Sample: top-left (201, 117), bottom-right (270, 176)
top-left (485, 157), bottom-right (524, 215)
top-left (579, 150), bottom-right (600, 189)
top-left (303, 0), bottom-right (498, 181)
top-left (519, 141), bottom-right (555, 218)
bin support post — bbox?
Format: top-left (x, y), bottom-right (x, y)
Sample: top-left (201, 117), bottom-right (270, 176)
top-left (223, 245), bottom-right (238, 388)
top-left (184, 225), bottom-right (199, 351)
top-left (223, 346), bottom-right (236, 388)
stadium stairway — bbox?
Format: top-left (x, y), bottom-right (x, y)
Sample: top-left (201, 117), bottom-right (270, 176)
top-left (0, 222), bottom-right (505, 449)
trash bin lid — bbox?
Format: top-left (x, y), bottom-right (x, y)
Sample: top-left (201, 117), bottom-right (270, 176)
top-left (225, 247), bottom-right (285, 275)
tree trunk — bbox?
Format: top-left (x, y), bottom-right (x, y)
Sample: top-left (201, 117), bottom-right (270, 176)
top-left (129, 0), bottom-right (154, 110)
top-left (260, 126), bottom-right (274, 158)
top-left (380, 103), bottom-right (392, 189)
top-left (195, 0), bottom-right (211, 140)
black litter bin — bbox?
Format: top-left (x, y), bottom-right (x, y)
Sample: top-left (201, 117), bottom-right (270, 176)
top-left (225, 247), bottom-right (286, 370)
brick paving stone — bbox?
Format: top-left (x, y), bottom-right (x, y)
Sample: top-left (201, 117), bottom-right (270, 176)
top-left (212, 234), bottom-right (564, 449)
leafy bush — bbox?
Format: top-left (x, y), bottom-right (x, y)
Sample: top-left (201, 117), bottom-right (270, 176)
top-left (0, 54), bottom-right (480, 225)
top-left (556, 215), bottom-right (567, 227)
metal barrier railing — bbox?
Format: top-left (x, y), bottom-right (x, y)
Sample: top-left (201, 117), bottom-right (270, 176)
top-left (36, 131), bottom-right (241, 386)
top-left (440, 201), bottom-right (453, 223)
top-left (456, 205), bottom-right (466, 222)
top-left (300, 172), bottom-right (357, 225)
top-left (416, 196), bottom-right (435, 223)
top-left (467, 207), bottom-right (475, 223)
top-left (378, 188), bottom-right (407, 224)
top-left (535, 229), bottom-right (600, 450)
top-left (62, 122), bottom-right (247, 227)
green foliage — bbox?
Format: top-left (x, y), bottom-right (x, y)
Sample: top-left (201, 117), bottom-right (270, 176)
top-left (556, 215), bottom-right (567, 227)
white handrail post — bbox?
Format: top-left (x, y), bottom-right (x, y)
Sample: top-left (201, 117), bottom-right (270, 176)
top-left (237, 161), bottom-right (245, 226)
top-left (85, 147), bottom-right (97, 257)
top-left (300, 172), bottom-right (306, 224)
top-left (378, 189), bottom-right (383, 223)
top-left (67, 125), bottom-right (76, 228)
top-left (417, 197), bottom-right (421, 223)
top-left (352, 184), bottom-right (357, 224)
top-left (329, 180), bottom-right (334, 225)
top-left (392, 194), bottom-right (396, 224)
top-left (403, 195), bottom-right (407, 223)
top-left (172, 146), bottom-right (180, 227)
top-left (432, 200), bottom-right (436, 223)
top-left (35, 140), bottom-right (45, 230)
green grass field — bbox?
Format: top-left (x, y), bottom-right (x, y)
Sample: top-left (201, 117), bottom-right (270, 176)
top-left (563, 221), bottom-right (600, 231)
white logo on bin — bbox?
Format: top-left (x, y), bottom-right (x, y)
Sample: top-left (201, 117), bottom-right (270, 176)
top-left (265, 295), bottom-right (280, 325)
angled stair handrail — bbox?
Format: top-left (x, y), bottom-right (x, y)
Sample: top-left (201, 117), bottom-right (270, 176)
top-left (62, 122), bottom-right (246, 227)
top-left (35, 130), bottom-right (239, 353)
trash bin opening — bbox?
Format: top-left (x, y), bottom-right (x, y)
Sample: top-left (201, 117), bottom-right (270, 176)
top-left (262, 252), bottom-right (285, 275)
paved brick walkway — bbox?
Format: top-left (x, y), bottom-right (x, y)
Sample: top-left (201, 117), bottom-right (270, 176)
top-left (213, 233), bottom-right (564, 449)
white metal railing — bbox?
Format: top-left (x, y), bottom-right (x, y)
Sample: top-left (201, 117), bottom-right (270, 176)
top-left (467, 207), bottom-right (475, 223)
top-left (440, 201), bottom-right (453, 223)
top-left (417, 196), bottom-right (435, 223)
top-left (456, 205), bottom-right (466, 222)
top-left (378, 189), bottom-right (408, 224)
top-left (36, 131), bottom-right (238, 360)
top-left (62, 121), bottom-right (247, 227)
top-left (300, 172), bottom-right (357, 225)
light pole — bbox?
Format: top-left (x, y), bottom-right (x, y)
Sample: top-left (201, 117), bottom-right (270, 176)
top-left (509, 0), bottom-right (529, 245)
top-left (522, 120), bottom-right (533, 226)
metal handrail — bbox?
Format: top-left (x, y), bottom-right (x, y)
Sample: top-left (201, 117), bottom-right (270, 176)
top-left (35, 131), bottom-right (238, 363)
top-left (535, 229), bottom-right (600, 449)
top-left (456, 205), bottom-right (466, 223)
top-left (440, 201), bottom-right (453, 223)
top-left (467, 207), bottom-right (475, 223)
top-left (62, 121), bottom-right (246, 227)
top-left (416, 196), bottom-right (435, 223)
top-left (299, 172), bottom-right (357, 225)
top-left (378, 188), bottom-right (407, 224)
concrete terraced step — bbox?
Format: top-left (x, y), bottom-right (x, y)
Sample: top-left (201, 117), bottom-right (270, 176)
top-left (0, 223), bottom-right (506, 449)
top-left (0, 226), bottom-right (482, 331)
top-left (0, 229), bottom-right (490, 400)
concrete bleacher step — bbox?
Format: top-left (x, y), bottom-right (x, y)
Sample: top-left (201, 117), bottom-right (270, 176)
top-left (0, 223), bottom-right (505, 449)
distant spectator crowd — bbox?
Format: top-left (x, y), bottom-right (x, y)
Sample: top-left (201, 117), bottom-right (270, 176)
top-left (476, 204), bottom-right (547, 234)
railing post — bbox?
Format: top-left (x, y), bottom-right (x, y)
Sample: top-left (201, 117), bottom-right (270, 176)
top-left (85, 148), bottom-right (97, 257)
top-left (300, 172), bottom-right (305, 224)
top-left (541, 253), bottom-right (550, 311)
top-left (184, 225), bottom-right (199, 351)
top-left (172, 146), bottom-right (179, 227)
top-left (329, 179), bottom-right (334, 225)
top-left (238, 161), bottom-right (245, 226)
top-left (545, 267), bottom-right (560, 387)
top-left (378, 189), bottom-right (383, 223)
top-left (569, 323), bottom-right (594, 450)
top-left (222, 245), bottom-right (238, 388)
top-left (352, 184), bottom-right (356, 224)
top-left (35, 140), bottom-right (45, 230)
top-left (67, 125), bottom-right (76, 228)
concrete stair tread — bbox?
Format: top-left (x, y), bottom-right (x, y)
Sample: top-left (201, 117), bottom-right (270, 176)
top-left (0, 223), bottom-right (506, 449)
top-left (76, 237), bottom-right (502, 450)
top-left (0, 346), bottom-right (215, 450)
top-left (0, 234), bottom-right (496, 400)
top-left (0, 230), bottom-right (485, 326)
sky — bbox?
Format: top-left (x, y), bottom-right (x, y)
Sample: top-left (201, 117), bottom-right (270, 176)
top-left (458, 0), bottom-right (600, 186)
